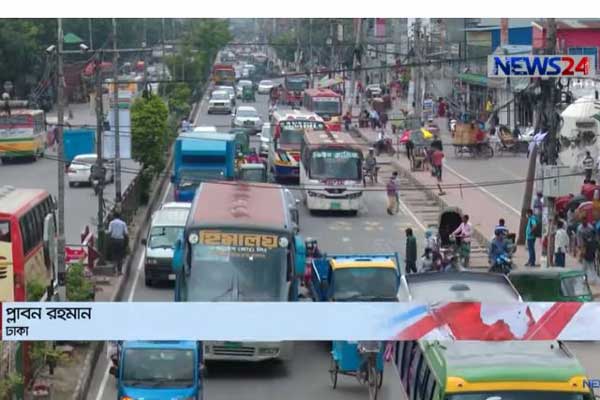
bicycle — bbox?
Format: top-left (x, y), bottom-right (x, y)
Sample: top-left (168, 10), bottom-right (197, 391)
top-left (357, 341), bottom-right (383, 400)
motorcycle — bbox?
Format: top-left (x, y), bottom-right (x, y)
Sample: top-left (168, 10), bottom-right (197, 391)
top-left (304, 238), bottom-right (321, 288)
top-left (362, 165), bottom-right (379, 186)
top-left (489, 253), bottom-right (513, 274)
top-left (374, 138), bottom-right (395, 156)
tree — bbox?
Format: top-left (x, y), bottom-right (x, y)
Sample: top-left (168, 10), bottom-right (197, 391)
top-left (131, 92), bottom-right (169, 176)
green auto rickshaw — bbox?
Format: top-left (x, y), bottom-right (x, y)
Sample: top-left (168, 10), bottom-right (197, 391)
top-left (238, 163), bottom-right (267, 182)
top-left (229, 129), bottom-right (251, 154)
top-left (242, 85), bottom-right (255, 102)
top-left (508, 267), bottom-right (594, 302)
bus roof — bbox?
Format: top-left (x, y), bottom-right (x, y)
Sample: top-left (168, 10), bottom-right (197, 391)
top-left (180, 131), bottom-right (234, 141)
top-left (303, 130), bottom-right (359, 148)
top-left (398, 271), bottom-right (521, 302)
top-left (121, 341), bottom-right (198, 350)
top-left (0, 186), bottom-right (49, 217)
top-left (304, 88), bottom-right (340, 97)
top-left (272, 109), bottom-right (323, 123)
top-left (0, 109), bottom-right (44, 117)
top-left (426, 341), bottom-right (588, 393)
top-left (190, 182), bottom-right (291, 232)
top-left (180, 138), bottom-right (226, 153)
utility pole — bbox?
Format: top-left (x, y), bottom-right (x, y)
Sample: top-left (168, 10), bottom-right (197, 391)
top-left (88, 19), bottom-right (94, 51)
top-left (413, 18), bottom-right (423, 129)
top-left (309, 18), bottom-right (313, 87)
top-left (94, 52), bottom-right (106, 264)
top-left (161, 18), bottom-right (166, 96)
top-left (348, 18), bottom-right (363, 114)
top-left (143, 18), bottom-right (148, 85)
top-left (56, 18), bottom-right (66, 294)
top-left (113, 18), bottom-right (122, 204)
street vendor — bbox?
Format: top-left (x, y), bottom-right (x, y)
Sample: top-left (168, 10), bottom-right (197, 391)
top-left (245, 148), bottom-right (261, 164)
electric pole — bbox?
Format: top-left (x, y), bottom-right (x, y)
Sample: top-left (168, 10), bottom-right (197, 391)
top-left (413, 18), bottom-right (424, 129)
top-left (88, 19), bottom-right (94, 51)
top-left (348, 18), bottom-right (363, 114)
top-left (143, 19), bottom-right (148, 86)
top-left (56, 18), bottom-right (66, 294)
top-left (113, 18), bottom-right (122, 204)
top-left (94, 52), bottom-right (106, 264)
top-left (161, 18), bottom-right (166, 96)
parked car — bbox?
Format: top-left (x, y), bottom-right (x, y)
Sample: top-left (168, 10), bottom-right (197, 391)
top-left (258, 123), bottom-right (271, 156)
top-left (236, 80), bottom-right (253, 98)
top-left (366, 84), bottom-right (382, 98)
top-left (161, 202), bottom-right (192, 211)
top-left (231, 106), bottom-right (263, 133)
top-left (207, 90), bottom-right (233, 114)
top-left (67, 154), bottom-right (114, 187)
top-left (215, 85), bottom-right (236, 105)
top-left (257, 80), bottom-right (275, 94)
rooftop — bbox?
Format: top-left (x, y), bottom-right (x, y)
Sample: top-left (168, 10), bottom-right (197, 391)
top-left (304, 130), bottom-right (359, 147)
top-left (190, 182), bottom-right (290, 231)
top-left (151, 207), bottom-right (190, 227)
top-left (122, 341), bottom-right (197, 350)
top-left (0, 186), bottom-right (49, 216)
top-left (509, 267), bottom-right (586, 278)
top-left (533, 19), bottom-right (600, 30)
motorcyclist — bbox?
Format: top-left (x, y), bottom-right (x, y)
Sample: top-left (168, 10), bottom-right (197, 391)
top-left (488, 229), bottom-right (511, 269)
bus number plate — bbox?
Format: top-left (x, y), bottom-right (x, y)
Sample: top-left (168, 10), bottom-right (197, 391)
top-left (330, 202), bottom-right (341, 210)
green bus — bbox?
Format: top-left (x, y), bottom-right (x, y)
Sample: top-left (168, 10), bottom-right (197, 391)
top-left (394, 340), bottom-right (594, 400)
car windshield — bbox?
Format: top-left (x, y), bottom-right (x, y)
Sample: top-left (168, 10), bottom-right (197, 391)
top-left (237, 109), bottom-right (258, 118)
top-left (561, 275), bottom-right (592, 297)
top-left (187, 229), bottom-right (288, 301)
top-left (178, 169), bottom-right (224, 189)
top-left (280, 129), bottom-right (304, 145)
top-left (260, 81), bottom-right (273, 86)
top-left (211, 92), bottom-right (229, 100)
top-left (148, 226), bottom-right (183, 249)
top-left (121, 348), bottom-right (194, 388)
top-left (313, 99), bottom-right (341, 115)
top-left (445, 392), bottom-right (587, 400)
top-left (333, 268), bottom-right (398, 301)
top-left (309, 149), bottom-right (362, 181)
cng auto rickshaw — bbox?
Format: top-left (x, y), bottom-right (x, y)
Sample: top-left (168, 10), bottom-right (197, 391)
top-left (229, 129), bottom-right (251, 154)
top-left (508, 268), bottom-right (594, 301)
top-left (242, 85), bottom-right (255, 102)
top-left (238, 163), bottom-right (267, 182)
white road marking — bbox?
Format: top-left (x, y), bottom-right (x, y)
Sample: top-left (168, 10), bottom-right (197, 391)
top-left (94, 356), bottom-right (110, 400)
top-left (444, 163), bottom-right (521, 216)
top-left (161, 182), bottom-right (172, 205)
top-left (127, 250), bottom-right (146, 302)
top-left (396, 195), bottom-right (426, 232)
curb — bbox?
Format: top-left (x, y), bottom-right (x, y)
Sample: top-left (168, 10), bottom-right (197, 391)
top-left (71, 150), bottom-right (175, 400)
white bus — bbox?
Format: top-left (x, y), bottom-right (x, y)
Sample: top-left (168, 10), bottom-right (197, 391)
top-left (299, 130), bottom-right (364, 214)
top-left (0, 108), bottom-right (48, 163)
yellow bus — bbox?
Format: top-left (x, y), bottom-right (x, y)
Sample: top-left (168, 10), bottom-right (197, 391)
top-left (0, 108), bottom-right (47, 163)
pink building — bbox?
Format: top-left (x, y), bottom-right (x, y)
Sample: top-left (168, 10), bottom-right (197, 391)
top-left (532, 20), bottom-right (600, 71)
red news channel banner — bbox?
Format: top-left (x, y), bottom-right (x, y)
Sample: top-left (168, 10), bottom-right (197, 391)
top-left (488, 55), bottom-right (597, 78)
top-left (1, 302), bottom-right (600, 341)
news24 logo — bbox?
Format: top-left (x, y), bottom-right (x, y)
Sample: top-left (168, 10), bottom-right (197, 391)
top-left (488, 55), bottom-right (596, 78)
top-left (583, 379), bottom-right (600, 389)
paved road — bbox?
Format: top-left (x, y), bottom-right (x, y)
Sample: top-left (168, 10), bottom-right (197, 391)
top-left (0, 103), bottom-right (138, 243)
top-left (86, 91), bottom-right (600, 400)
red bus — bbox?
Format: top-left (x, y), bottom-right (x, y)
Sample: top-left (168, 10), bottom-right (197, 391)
top-left (0, 186), bottom-right (56, 302)
top-left (284, 76), bottom-right (308, 105)
top-left (302, 88), bottom-right (342, 131)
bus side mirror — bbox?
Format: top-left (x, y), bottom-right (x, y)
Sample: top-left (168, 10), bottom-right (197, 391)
top-left (172, 239), bottom-right (184, 273)
top-left (43, 214), bottom-right (58, 284)
top-left (294, 235), bottom-right (306, 276)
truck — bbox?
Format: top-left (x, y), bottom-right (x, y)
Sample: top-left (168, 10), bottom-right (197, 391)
top-left (109, 341), bottom-right (204, 400)
top-left (211, 63), bottom-right (236, 86)
top-left (310, 253), bottom-right (401, 302)
top-left (171, 132), bottom-right (236, 202)
top-left (63, 128), bottom-right (95, 165)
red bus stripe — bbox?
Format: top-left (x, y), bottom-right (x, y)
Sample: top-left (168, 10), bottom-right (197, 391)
top-left (523, 302), bottom-right (583, 340)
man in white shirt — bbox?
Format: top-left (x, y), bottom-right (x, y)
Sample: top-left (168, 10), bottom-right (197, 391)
top-left (452, 214), bottom-right (473, 268)
top-left (108, 213), bottom-right (129, 275)
top-left (554, 220), bottom-right (569, 267)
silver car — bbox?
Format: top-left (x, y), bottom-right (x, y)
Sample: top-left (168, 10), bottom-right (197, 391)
top-left (231, 106), bottom-right (263, 133)
top-left (208, 90), bottom-right (233, 114)
top-left (215, 85), bottom-right (236, 105)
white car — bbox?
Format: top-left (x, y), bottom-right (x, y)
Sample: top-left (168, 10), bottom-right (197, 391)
top-left (67, 154), bottom-right (114, 187)
top-left (258, 123), bottom-right (272, 156)
top-left (257, 80), bottom-right (274, 94)
top-left (207, 90), bottom-right (233, 114)
top-left (366, 84), bottom-right (382, 97)
top-left (161, 202), bottom-right (192, 211)
top-left (231, 106), bottom-right (263, 133)
top-left (215, 85), bottom-right (236, 105)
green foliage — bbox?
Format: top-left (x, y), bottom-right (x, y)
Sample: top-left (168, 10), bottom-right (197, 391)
top-left (166, 83), bottom-right (192, 118)
top-left (0, 372), bottom-right (22, 399)
top-left (26, 278), bottom-right (47, 301)
top-left (30, 342), bottom-right (69, 374)
top-left (66, 263), bottom-right (94, 301)
top-left (131, 93), bottom-right (169, 176)
top-left (272, 31), bottom-right (297, 64)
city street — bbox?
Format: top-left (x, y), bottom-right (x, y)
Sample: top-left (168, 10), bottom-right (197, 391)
top-left (86, 87), bottom-right (600, 400)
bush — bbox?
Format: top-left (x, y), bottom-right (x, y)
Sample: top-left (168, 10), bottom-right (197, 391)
top-left (0, 373), bottom-right (22, 399)
top-left (27, 278), bottom-right (47, 301)
top-left (66, 263), bottom-right (94, 301)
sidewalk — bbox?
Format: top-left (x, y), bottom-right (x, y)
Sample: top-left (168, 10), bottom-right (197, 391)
top-left (353, 124), bottom-right (600, 296)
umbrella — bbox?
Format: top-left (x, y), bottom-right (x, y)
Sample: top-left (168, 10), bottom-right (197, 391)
top-left (63, 32), bottom-right (83, 44)
top-left (399, 130), bottom-right (411, 143)
top-left (420, 128), bottom-right (434, 139)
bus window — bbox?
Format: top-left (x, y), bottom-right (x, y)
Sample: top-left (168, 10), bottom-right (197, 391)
top-left (0, 221), bottom-right (10, 242)
top-left (395, 342), bottom-right (404, 377)
top-left (416, 367), bottom-right (429, 400)
top-left (409, 345), bottom-right (423, 400)
top-left (401, 341), bottom-right (415, 387)
top-left (20, 216), bottom-right (31, 255)
top-left (423, 369), bottom-right (437, 400)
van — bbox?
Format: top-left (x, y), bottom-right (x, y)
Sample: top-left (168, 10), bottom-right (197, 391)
top-left (141, 207), bottom-right (190, 286)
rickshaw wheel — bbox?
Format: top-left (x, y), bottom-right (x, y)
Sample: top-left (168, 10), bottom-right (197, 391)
top-left (377, 370), bottom-right (384, 388)
top-left (329, 356), bottom-right (339, 388)
top-left (367, 363), bottom-right (379, 400)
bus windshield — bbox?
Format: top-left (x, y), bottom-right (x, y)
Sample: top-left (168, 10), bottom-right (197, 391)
top-left (148, 226), bottom-right (183, 249)
top-left (561, 275), bottom-right (592, 297)
top-left (187, 229), bottom-right (288, 301)
top-left (313, 99), bottom-right (341, 115)
top-left (446, 392), bottom-right (588, 400)
top-left (280, 129), bottom-right (304, 145)
top-left (309, 149), bottom-right (361, 181)
top-left (0, 115), bottom-right (31, 127)
top-left (287, 80), bottom-right (305, 91)
top-left (121, 348), bottom-right (195, 388)
top-left (333, 268), bottom-right (398, 301)
top-left (178, 169), bottom-right (225, 190)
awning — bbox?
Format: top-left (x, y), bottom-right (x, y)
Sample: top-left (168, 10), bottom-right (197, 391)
top-left (458, 73), bottom-right (488, 87)
top-left (64, 32), bottom-right (83, 44)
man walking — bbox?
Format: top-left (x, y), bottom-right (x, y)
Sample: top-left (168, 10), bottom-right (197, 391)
top-left (525, 209), bottom-right (539, 267)
top-left (554, 220), bottom-right (568, 267)
top-left (583, 151), bottom-right (594, 182)
top-left (580, 221), bottom-right (600, 284)
top-left (452, 214), bottom-right (472, 268)
top-left (108, 212), bottom-right (129, 275)
top-left (405, 228), bottom-right (417, 273)
top-left (386, 172), bottom-right (399, 215)
top-left (430, 147), bottom-right (446, 196)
